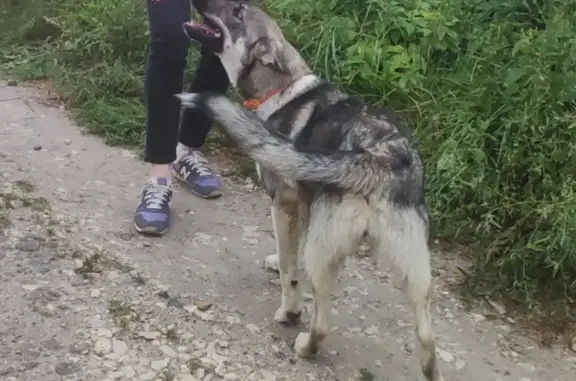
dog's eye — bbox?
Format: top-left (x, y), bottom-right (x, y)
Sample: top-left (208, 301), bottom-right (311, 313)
top-left (232, 5), bottom-right (244, 20)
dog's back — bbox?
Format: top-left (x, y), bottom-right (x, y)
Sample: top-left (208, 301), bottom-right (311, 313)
top-left (261, 81), bottom-right (428, 220)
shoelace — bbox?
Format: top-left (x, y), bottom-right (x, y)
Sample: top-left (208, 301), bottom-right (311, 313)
top-left (181, 152), bottom-right (213, 177)
top-left (143, 183), bottom-right (171, 210)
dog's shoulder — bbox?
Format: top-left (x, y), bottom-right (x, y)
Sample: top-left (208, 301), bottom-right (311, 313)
top-left (269, 81), bottom-right (365, 154)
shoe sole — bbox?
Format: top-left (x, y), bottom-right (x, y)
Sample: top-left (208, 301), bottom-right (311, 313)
top-left (172, 167), bottom-right (223, 199)
top-left (134, 223), bottom-right (167, 237)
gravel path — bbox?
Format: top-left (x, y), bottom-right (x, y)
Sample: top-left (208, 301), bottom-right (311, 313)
top-left (0, 81), bottom-right (573, 381)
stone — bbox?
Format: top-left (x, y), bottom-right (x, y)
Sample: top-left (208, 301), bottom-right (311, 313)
top-left (22, 284), bottom-right (40, 291)
top-left (108, 371), bottom-right (124, 380)
top-left (121, 365), bottom-right (136, 377)
top-left (69, 341), bottom-right (91, 354)
top-left (178, 374), bottom-right (199, 381)
top-left (138, 331), bottom-right (161, 341)
top-left (16, 237), bottom-right (41, 251)
top-left (194, 299), bottom-right (213, 311)
top-left (54, 361), bottom-right (80, 376)
top-left (437, 348), bottom-right (454, 363)
top-left (95, 328), bottom-right (113, 338)
top-left (94, 338), bottom-right (112, 355)
top-left (140, 371), bottom-right (156, 381)
top-left (517, 362), bottom-right (535, 373)
top-left (455, 359), bottom-right (466, 370)
top-left (112, 339), bottom-right (128, 356)
top-left (151, 358), bottom-right (170, 371)
top-left (160, 345), bottom-right (178, 357)
top-left (40, 338), bottom-right (63, 350)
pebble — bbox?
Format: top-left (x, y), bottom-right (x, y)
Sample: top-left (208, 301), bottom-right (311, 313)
top-left (517, 362), bottom-right (536, 373)
top-left (16, 237), bottom-right (41, 251)
top-left (437, 348), bottom-right (455, 363)
top-left (54, 361), bottom-right (80, 376)
top-left (112, 339), bottom-right (128, 356)
top-left (94, 338), bottom-right (112, 355)
top-left (96, 328), bottom-right (113, 338)
top-left (21, 284), bottom-right (40, 291)
top-left (160, 345), bottom-right (178, 357)
top-left (455, 359), bottom-right (466, 370)
top-left (108, 371), bottom-right (124, 380)
top-left (364, 325), bottom-right (378, 335)
top-left (194, 299), bottom-right (213, 311)
top-left (140, 371), bottom-right (156, 380)
top-left (121, 365), bottom-right (136, 377)
top-left (90, 289), bottom-right (101, 298)
top-left (245, 324), bottom-right (260, 334)
top-left (138, 331), bottom-right (161, 341)
top-left (178, 374), bottom-right (199, 381)
top-left (150, 358), bottom-right (169, 371)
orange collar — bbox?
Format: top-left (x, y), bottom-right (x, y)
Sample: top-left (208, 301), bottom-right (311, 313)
top-left (243, 89), bottom-right (282, 111)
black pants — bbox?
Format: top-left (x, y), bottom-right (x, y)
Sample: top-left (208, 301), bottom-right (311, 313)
top-left (144, 0), bottom-right (230, 164)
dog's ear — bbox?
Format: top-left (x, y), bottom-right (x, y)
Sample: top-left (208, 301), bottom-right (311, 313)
top-left (250, 38), bottom-right (290, 73)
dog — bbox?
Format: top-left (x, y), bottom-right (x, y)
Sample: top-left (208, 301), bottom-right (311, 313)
top-left (178, 1), bottom-right (444, 380)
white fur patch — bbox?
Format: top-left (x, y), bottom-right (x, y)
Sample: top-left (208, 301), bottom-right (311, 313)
top-left (254, 74), bottom-right (321, 121)
top-left (175, 93), bottom-right (200, 107)
top-left (216, 37), bottom-right (246, 87)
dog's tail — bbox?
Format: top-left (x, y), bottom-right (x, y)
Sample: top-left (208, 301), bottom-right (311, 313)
top-left (177, 92), bottom-right (405, 196)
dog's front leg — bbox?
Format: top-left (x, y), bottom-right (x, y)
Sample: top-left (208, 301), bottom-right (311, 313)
top-left (268, 194), bottom-right (304, 325)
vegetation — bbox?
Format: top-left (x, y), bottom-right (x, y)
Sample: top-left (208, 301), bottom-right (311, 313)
top-left (1, 0), bottom-right (575, 317)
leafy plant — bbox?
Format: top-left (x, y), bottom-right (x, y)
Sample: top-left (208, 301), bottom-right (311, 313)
top-left (1, 0), bottom-right (575, 315)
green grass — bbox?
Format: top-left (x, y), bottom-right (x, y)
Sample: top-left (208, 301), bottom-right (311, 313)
top-left (1, 0), bottom-right (576, 319)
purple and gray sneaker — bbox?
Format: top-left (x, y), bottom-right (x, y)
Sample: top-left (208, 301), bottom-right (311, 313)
top-left (133, 178), bottom-right (173, 236)
top-left (172, 149), bottom-right (222, 198)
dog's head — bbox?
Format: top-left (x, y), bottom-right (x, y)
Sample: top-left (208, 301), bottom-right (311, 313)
top-left (185, 0), bottom-right (310, 98)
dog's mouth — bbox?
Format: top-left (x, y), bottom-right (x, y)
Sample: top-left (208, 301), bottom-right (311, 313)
top-left (184, 18), bottom-right (222, 43)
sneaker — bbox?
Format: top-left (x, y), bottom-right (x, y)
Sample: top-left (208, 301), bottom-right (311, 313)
top-left (133, 178), bottom-right (173, 236)
top-left (172, 149), bottom-right (222, 199)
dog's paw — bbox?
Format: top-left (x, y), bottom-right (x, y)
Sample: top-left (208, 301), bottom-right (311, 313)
top-left (274, 307), bottom-right (302, 325)
top-left (294, 332), bottom-right (318, 358)
top-left (263, 254), bottom-right (279, 273)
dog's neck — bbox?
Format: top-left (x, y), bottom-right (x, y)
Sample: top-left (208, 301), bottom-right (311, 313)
top-left (243, 74), bottom-right (321, 120)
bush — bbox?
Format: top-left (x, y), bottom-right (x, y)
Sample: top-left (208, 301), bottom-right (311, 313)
top-left (1, 0), bottom-right (575, 312)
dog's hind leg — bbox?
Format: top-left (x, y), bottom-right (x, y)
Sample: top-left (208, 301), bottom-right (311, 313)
top-left (270, 191), bottom-right (308, 325)
top-left (370, 206), bottom-right (444, 381)
top-left (294, 195), bottom-right (368, 358)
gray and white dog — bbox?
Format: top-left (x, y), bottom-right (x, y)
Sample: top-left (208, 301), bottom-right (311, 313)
top-left (178, 1), bottom-right (444, 379)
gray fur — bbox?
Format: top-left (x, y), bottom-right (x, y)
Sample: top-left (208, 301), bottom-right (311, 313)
top-left (180, 1), bottom-right (444, 380)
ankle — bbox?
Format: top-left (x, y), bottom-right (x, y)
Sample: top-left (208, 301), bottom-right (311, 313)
top-left (149, 164), bottom-right (172, 182)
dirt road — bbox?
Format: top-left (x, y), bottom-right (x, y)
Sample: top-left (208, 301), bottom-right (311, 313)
top-left (0, 81), bottom-right (573, 381)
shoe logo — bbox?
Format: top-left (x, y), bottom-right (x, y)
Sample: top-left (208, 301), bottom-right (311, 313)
top-left (180, 166), bottom-right (191, 180)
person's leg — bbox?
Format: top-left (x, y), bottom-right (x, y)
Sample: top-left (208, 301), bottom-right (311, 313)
top-left (135, 0), bottom-right (191, 236)
top-left (172, 49), bottom-right (230, 198)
